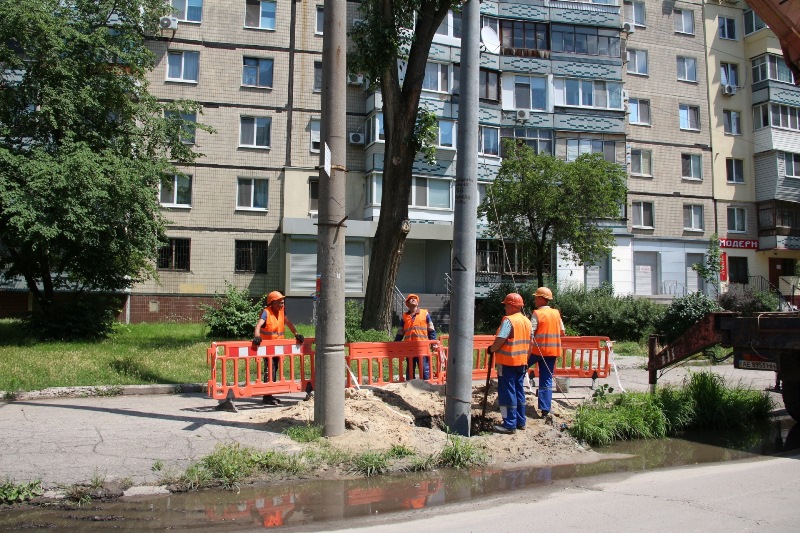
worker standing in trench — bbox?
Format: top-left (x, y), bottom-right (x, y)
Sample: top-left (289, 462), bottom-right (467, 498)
top-left (394, 293), bottom-right (437, 380)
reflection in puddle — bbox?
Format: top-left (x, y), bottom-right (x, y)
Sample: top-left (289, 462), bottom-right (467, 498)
top-left (2, 419), bottom-right (796, 530)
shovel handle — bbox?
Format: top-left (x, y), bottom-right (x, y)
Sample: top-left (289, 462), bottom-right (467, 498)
top-left (480, 351), bottom-right (494, 420)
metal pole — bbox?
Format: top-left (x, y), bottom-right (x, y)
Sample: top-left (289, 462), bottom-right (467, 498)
top-left (445, 0), bottom-right (479, 436)
top-left (314, 0), bottom-right (346, 437)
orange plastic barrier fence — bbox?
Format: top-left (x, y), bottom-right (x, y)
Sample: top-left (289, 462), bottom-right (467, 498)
top-left (206, 338), bottom-right (315, 400)
top-left (345, 340), bottom-right (446, 387)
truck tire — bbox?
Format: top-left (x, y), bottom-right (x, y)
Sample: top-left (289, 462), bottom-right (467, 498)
top-left (783, 381), bottom-right (800, 422)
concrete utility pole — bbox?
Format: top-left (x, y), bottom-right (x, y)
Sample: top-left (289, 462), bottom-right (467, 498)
top-left (314, 0), bottom-right (346, 436)
top-left (445, 0), bottom-right (479, 436)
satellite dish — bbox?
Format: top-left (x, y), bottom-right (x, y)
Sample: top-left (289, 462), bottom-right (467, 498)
top-left (480, 26), bottom-right (500, 54)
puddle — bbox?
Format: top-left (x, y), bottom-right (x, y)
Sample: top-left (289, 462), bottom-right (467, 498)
top-left (1, 419), bottom-right (797, 531)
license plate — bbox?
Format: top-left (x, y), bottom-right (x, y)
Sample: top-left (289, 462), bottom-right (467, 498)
top-left (737, 360), bottom-right (777, 371)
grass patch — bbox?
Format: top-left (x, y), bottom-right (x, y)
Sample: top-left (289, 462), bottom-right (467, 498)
top-left (0, 479), bottom-right (43, 504)
top-left (349, 451), bottom-right (389, 477)
top-left (437, 433), bottom-right (486, 469)
top-left (284, 423), bottom-right (322, 443)
top-left (387, 444), bottom-right (415, 458)
top-left (611, 341), bottom-right (647, 357)
top-left (570, 371), bottom-right (774, 447)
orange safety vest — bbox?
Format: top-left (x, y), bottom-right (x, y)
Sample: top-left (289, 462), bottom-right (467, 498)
top-left (402, 309), bottom-right (430, 341)
top-left (259, 307), bottom-right (285, 340)
top-left (495, 312), bottom-right (532, 367)
top-left (531, 307), bottom-right (562, 357)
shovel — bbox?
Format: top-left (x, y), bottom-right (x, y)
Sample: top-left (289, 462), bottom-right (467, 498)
top-left (480, 350), bottom-right (494, 424)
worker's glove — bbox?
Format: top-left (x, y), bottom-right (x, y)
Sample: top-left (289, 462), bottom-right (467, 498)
top-left (252, 336), bottom-right (262, 346)
top-left (295, 334), bottom-right (305, 344)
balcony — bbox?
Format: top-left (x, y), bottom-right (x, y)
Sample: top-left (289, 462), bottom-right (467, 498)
top-left (757, 200), bottom-right (800, 250)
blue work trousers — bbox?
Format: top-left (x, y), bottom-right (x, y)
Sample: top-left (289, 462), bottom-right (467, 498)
top-left (497, 364), bottom-right (527, 429)
top-left (407, 355), bottom-right (431, 380)
top-left (529, 355), bottom-right (557, 413)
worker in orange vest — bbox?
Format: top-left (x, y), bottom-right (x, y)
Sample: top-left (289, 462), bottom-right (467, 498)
top-left (253, 291), bottom-right (303, 405)
top-left (487, 293), bottom-right (532, 434)
top-left (394, 293), bottom-right (437, 380)
top-left (527, 286), bottom-right (565, 423)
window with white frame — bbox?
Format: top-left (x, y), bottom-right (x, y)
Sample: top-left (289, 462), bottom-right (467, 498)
top-left (753, 103), bottom-right (770, 130)
top-left (368, 174), bottom-right (382, 204)
top-left (627, 49), bottom-right (648, 75)
top-left (723, 110), bottom-right (741, 135)
top-left (719, 17), bottom-right (736, 40)
top-left (500, 128), bottom-right (553, 156)
top-left (240, 116), bottom-right (271, 148)
top-left (479, 69), bottom-right (499, 101)
top-left (437, 120), bottom-right (456, 148)
top-left (315, 6), bottom-right (324, 34)
top-left (411, 177), bottom-right (451, 209)
top-left (171, 0), bottom-right (202, 22)
top-left (514, 75), bottom-right (547, 110)
top-left (744, 9), bottom-right (766, 35)
top-left (237, 177), bottom-right (268, 210)
top-left (632, 201), bottom-right (654, 228)
top-left (422, 62), bottom-right (450, 93)
top-left (720, 62), bottom-right (739, 87)
top-left (479, 126), bottom-right (499, 156)
top-left (677, 56), bottom-right (697, 82)
top-left (624, 1), bottom-right (646, 26)
top-left (242, 57), bottom-right (273, 88)
top-left (752, 54), bottom-right (794, 84)
top-left (313, 61), bottom-right (322, 91)
top-left (679, 104), bottom-right (700, 130)
top-left (167, 51), bottom-right (199, 82)
top-left (629, 98), bottom-right (650, 125)
top-left (726, 158), bottom-right (744, 183)
top-left (435, 9), bottom-right (461, 39)
top-left (785, 152), bottom-right (800, 177)
top-left (681, 153), bottom-right (702, 180)
top-left (674, 9), bottom-right (694, 34)
top-left (235, 241), bottom-right (268, 273)
top-left (164, 111), bottom-right (196, 144)
top-left (727, 207), bottom-right (746, 232)
top-left (160, 174), bottom-right (192, 206)
top-left (630, 148), bottom-right (652, 176)
top-left (309, 119), bottom-right (320, 152)
top-left (683, 204), bottom-right (704, 231)
top-left (566, 139), bottom-right (617, 163)
top-left (555, 78), bottom-right (623, 109)
top-left (771, 104), bottom-right (800, 130)
top-left (245, 0), bottom-right (276, 30)
top-left (366, 113), bottom-right (384, 144)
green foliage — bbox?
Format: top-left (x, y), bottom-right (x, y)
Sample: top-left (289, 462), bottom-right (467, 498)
top-left (201, 282), bottom-right (262, 339)
top-left (250, 451), bottom-right (306, 476)
top-left (658, 292), bottom-right (721, 344)
top-left (29, 294), bottom-right (123, 340)
top-left (284, 423), bottom-right (322, 443)
top-left (387, 444), bottom-right (415, 458)
top-left (590, 384), bottom-right (615, 404)
top-left (0, 479), bottom-right (43, 504)
top-left (691, 234), bottom-right (722, 286)
top-left (345, 300), bottom-right (392, 342)
top-left (718, 286), bottom-right (780, 315)
top-left (475, 280), bottom-right (533, 333)
top-left (611, 341), bottom-right (647, 357)
top-left (414, 107), bottom-right (439, 165)
top-left (349, 451), bottom-right (389, 477)
top-left (201, 443), bottom-right (254, 490)
top-left (151, 460), bottom-right (164, 472)
top-left (436, 433), bottom-right (486, 469)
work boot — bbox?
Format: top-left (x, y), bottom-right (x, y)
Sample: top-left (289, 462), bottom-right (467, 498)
top-left (262, 395), bottom-right (280, 405)
top-left (492, 424), bottom-right (516, 435)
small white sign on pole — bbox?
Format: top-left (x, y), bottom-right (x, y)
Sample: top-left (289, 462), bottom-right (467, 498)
top-left (324, 143), bottom-right (331, 177)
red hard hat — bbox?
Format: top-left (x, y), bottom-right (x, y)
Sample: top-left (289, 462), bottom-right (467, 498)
top-left (266, 291), bottom-right (285, 305)
top-left (502, 293), bottom-right (524, 307)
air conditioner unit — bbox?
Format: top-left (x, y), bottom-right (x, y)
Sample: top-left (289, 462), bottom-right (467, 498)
top-left (348, 132), bottom-right (365, 145)
top-left (516, 109), bottom-right (530, 120)
top-left (722, 84), bottom-right (737, 96)
top-left (348, 74), bottom-right (364, 86)
top-left (622, 22), bottom-right (635, 33)
top-left (159, 16), bottom-right (178, 30)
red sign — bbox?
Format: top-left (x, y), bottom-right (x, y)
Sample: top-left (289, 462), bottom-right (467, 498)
top-left (719, 252), bottom-right (728, 282)
top-left (719, 238), bottom-right (758, 249)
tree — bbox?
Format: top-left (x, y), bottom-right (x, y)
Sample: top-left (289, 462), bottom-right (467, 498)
top-left (478, 143), bottom-right (627, 287)
top-left (349, 0), bottom-right (458, 332)
top-left (692, 233), bottom-right (722, 287)
top-left (0, 0), bottom-right (210, 334)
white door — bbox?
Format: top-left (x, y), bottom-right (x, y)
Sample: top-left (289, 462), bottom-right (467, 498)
top-left (686, 253), bottom-right (705, 294)
top-left (634, 252), bottom-right (658, 295)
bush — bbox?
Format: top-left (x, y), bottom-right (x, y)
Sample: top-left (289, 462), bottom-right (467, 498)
top-left (344, 300), bottom-right (392, 342)
top-left (475, 280), bottom-right (536, 333)
top-left (718, 286), bottom-right (780, 315)
top-left (658, 292), bottom-right (721, 344)
top-left (30, 294), bottom-right (123, 340)
top-left (201, 282), bottom-right (262, 339)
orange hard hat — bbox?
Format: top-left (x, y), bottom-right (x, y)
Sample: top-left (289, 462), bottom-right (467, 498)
top-left (266, 291), bottom-right (285, 305)
top-left (534, 287), bottom-right (553, 300)
top-left (405, 293), bottom-right (420, 305)
top-left (502, 293), bottom-right (524, 307)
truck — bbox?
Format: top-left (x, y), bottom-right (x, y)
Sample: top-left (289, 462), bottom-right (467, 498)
top-left (647, 312), bottom-right (800, 422)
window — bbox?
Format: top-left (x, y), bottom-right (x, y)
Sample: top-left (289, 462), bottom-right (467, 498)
top-left (411, 177), bottom-right (451, 209)
top-left (315, 6), bottom-right (324, 34)
top-left (744, 9), bottom-right (766, 35)
top-left (632, 201), bottom-right (654, 228)
top-left (674, 9), bottom-right (694, 34)
top-left (681, 153), bottom-right (702, 180)
top-left (677, 57), bottom-right (697, 82)
top-left (479, 69), bottom-right (499, 101)
top-left (514, 75), bottom-right (547, 110)
top-left (435, 10), bottom-right (461, 39)
top-left (728, 207), bottom-right (746, 232)
top-left (723, 110), bottom-right (741, 135)
top-left (728, 256), bottom-right (748, 284)
top-left (235, 241), bottom-right (268, 273)
top-left (313, 61), bottom-right (322, 91)
top-left (500, 128), bottom-right (552, 156)
top-left (627, 49), bottom-right (648, 75)
top-left (167, 51), bottom-right (199, 82)
top-left (679, 104), bottom-right (700, 130)
top-left (752, 54), bottom-right (795, 84)
top-left (566, 139), bottom-right (617, 163)
top-left (160, 174), bottom-right (192, 206)
top-left (171, 0), bottom-right (202, 22)
top-left (683, 205), bottom-right (704, 231)
top-left (630, 149), bottom-right (652, 176)
top-left (628, 98), bottom-right (651, 124)
top-left (237, 177), bottom-right (268, 210)
top-left (771, 104), bottom-right (800, 130)
top-left (500, 19), bottom-right (548, 53)
top-left (240, 117), bottom-right (271, 148)
top-left (245, 0), bottom-right (276, 30)
top-left (726, 158), bottom-right (744, 183)
top-left (366, 113), bottom-right (384, 143)
top-left (753, 103), bottom-right (770, 130)
top-left (165, 111), bottom-right (196, 144)
top-left (242, 57), bottom-right (273, 88)
top-left (158, 238), bottom-right (190, 271)
top-left (309, 119), bottom-right (320, 152)
top-left (624, 1), bottom-right (646, 27)
top-left (720, 62), bottom-right (739, 87)
top-left (785, 152), bottom-right (800, 177)
top-left (555, 79), bottom-right (623, 109)
top-left (479, 126), bottom-right (499, 156)
top-left (719, 17), bottom-right (736, 40)
top-left (551, 25), bottom-right (620, 58)
top-left (309, 179), bottom-right (319, 211)
top-left (437, 120), bottom-right (456, 148)
top-left (422, 62), bottom-right (450, 93)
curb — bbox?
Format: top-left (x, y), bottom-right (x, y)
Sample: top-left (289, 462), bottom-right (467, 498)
top-left (1, 383), bottom-right (207, 401)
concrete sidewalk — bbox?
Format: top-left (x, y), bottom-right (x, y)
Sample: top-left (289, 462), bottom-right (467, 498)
top-left (0, 357), bottom-right (785, 490)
